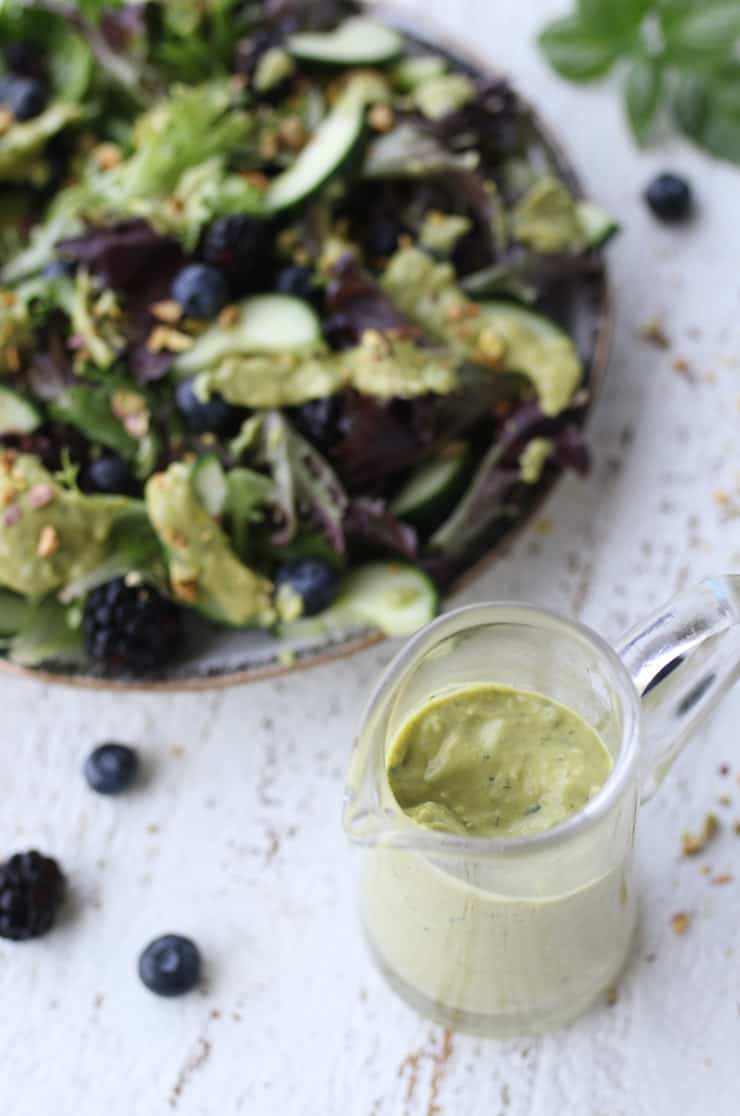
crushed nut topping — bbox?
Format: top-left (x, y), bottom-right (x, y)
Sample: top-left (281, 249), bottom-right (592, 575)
top-left (5, 345), bottom-right (20, 373)
top-left (27, 484), bottom-right (55, 510)
top-left (37, 524), bottom-right (59, 558)
top-left (368, 103), bottom-right (395, 133)
top-left (472, 327), bottom-right (506, 369)
top-left (712, 873), bottom-right (733, 886)
top-left (639, 317), bottom-right (670, 349)
top-left (173, 578), bottom-right (198, 603)
top-left (146, 325), bottom-right (194, 354)
top-left (671, 912), bottom-right (690, 935)
top-left (151, 300), bottom-right (183, 324)
top-left (682, 813), bottom-right (719, 856)
top-left (218, 305), bottom-right (241, 329)
top-left (93, 142), bottom-right (123, 170)
top-left (278, 115), bottom-right (307, 151)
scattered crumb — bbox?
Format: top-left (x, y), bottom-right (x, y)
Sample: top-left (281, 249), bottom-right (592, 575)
top-left (672, 356), bottom-right (694, 381)
top-left (151, 299), bottom-right (182, 324)
top-left (671, 912), bottom-right (690, 935)
top-left (218, 304), bottom-right (240, 329)
top-left (170, 745), bottom-right (185, 758)
top-left (146, 823), bottom-right (160, 835)
top-left (700, 865), bottom-right (711, 876)
top-left (645, 952), bottom-right (657, 963)
top-left (719, 763), bottom-right (731, 776)
top-left (605, 985), bottom-right (618, 1006)
top-left (169, 1038), bottom-right (211, 1108)
top-left (535, 517), bottom-right (554, 535)
top-left (718, 794), bottom-right (732, 807)
top-left (639, 317), bottom-right (670, 349)
top-left (231, 1011), bottom-right (242, 1022)
top-left (734, 821), bottom-right (740, 835)
top-left (712, 874), bottom-right (733, 886)
top-left (682, 813), bottom-right (719, 856)
top-left (209, 1008), bottom-right (221, 1020)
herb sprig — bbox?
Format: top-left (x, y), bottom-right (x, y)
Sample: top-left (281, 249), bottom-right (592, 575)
top-left (538, 1), bottom-right (740, 163)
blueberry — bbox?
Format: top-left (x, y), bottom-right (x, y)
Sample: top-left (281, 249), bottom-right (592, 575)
top-left (274, 558), bottom-right (338, 617)
top-left (84, 742), bottom-right (139, 795)
top-left (83, 454), bottom-right (137, 496)
top-left (644, 173), bottom-right (693, 222)
top-left (171, 264), bottom-right (228, 319)
top-left (43, 258), bottom-right (76, 279)
top-left (175, 378), bottom-right (241, 435)
top-left (0, 76), bottom-right (47, 121)
top-left (365, 216), bottom-right (403, 258)
top-left (138, 934), bottom-right (201, 997)
top-left (275, 265), bottom-right (321, 305)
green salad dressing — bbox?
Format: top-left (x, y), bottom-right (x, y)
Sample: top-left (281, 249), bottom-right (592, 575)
top-left (387, 683), bottom-right (612, 838)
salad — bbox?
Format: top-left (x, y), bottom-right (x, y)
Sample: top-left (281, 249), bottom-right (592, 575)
top-left (0, 0), bottom-right (614, 676)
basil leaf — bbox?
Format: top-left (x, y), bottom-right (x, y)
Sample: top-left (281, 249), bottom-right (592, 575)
top-left (578, 0), bottom-right (649, 37)
top-left (537, 16), bottom-right (618, 82)
top-left (672, 71), bottom-right (709, 136)
top-left (666, 3), bottom-right (740, 54)
top-left (625, 55), bottom-right (662, 141)
top-left (673, 69), bottom-right (740, 164)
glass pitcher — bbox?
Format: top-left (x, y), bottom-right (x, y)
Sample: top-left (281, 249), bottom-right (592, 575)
top-left (343, 577), bottom-right (740, 1037)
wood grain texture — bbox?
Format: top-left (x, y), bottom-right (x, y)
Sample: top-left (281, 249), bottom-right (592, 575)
top-left (3, 1), bottom-right (740, 1112)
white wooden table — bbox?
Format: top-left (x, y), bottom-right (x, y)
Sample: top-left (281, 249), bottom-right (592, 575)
top-left (4, 2), bottom-right (740, 1112)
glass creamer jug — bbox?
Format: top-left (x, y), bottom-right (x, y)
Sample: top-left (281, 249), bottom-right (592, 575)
top-left (343, 578), bottom-right (740, 1037)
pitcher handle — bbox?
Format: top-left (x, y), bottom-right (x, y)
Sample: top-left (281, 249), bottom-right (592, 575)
top-left (617, 576), bottom-right (740, 801)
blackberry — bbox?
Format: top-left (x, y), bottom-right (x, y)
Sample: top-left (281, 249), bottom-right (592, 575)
top-left (290, 395), bottom-right (342, 453)
top-left (275, 264), bottom-right (322, 308)
top-left (83, 578), bottom-right (184, 674)
top-left (0, 851), bottom-right (65, 941)
top-left (274, 558), bottom-right (338, 617)
top-left (138, 934), bottom-right (201, 997)
top-left (200, 215), bottom-right (273, 291)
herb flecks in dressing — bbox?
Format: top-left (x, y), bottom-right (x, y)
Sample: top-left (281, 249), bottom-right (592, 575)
top-left (387, 683), bottom-right (612, 838)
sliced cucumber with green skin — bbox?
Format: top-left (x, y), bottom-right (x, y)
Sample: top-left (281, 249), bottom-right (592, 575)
top-left (192, 454), bottom-right (227, 518)
top-left (576, 201), bottom-right (619, 247)
top-left (325, 562), bottom-right (438, 638)
top-left (264, 96), bottom-right (365, 214)
top-left (287, 18), bottom-right (403, 68)
top-left (0, 386), bottom-right (41, 435)
top-left (175, 294), bottom-right (321, 375)
top-left (391, 446), bottom-right (469, 528)
top-left (476, 301), bottom-right (582, 417)
top-left (0, 588), bottom-right (29, 637)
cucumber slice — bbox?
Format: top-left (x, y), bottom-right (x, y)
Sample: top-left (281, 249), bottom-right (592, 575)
top-left (336, 562), bottom-right (438, 637)
top-left (391, 447), bottom-right (469, 527)
top-left (192, 454), bottom-right (227, 518)
top-left (0, 386), bottom-right (41, 435)
top-left (287, 17), bottom-right (403, 67)
top-left (476, 301), bottom-right (582, 417)
top-left (264, 96), bottom-right (365, 214)
top-left (0, 588), bottom-right (29, 637)
top-left (576, 201), bottom-right (619, 247)
top-left (176, 294), bottom-right (321, 375)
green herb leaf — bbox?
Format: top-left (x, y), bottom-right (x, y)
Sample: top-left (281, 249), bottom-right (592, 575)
top-left (673, 68), bottom-right (740, 164)
top-left (537, 16), bottom-right (618, 82)
top-left (578, 0), bottom-right (650, 38)
top-left (625, 55), bottom-right (663, 141)
top-left (666, 3), bottom-right (740, 54)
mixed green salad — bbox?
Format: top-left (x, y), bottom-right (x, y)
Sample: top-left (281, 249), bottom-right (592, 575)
top-left (0, 0), bottom-right (613, 675)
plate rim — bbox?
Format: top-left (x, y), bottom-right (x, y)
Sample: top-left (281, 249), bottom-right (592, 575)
top-left (0, 12), bottom-right (613, 693)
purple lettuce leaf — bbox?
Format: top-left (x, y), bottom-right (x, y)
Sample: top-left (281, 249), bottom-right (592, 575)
top-left (323, 255), bottom-right (419, 350)
top-left (343, 497), bottom-right (418, 562)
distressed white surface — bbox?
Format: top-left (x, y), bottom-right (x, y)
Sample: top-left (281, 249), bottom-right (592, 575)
top-left (3, 1), bottom-right (740, 1112)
